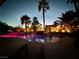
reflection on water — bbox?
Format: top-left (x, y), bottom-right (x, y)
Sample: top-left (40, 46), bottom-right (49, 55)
top-left (0, 32), bottom-right (64, 43)
top-left (51, 37), bottom-right (60, 43)
top-left (22, 35), bottom-right (64, 43)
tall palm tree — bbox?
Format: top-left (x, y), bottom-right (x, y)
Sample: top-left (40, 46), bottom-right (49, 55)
top-left (66, 0), bottom-right (79, 13)
top-left (38, 0), bottom-right (50, 31)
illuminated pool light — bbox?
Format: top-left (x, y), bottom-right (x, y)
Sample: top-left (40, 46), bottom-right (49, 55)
top-left (51, 37), bottom-right (60, 43)
top-left (36, 39), bottom-right (39, 42)
top-left (40, 39), bottom-right (44, 43)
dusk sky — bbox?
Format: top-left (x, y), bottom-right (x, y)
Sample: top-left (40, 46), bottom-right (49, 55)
top-left (0, 0), bottom-right (75, 27)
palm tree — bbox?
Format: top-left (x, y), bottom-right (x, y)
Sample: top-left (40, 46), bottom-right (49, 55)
top-left (59, 10), bottom-right (76, 27)
top-left (38, 0), bottom-right (50, 32)
top-left (20, 15), bottom-right (31, 32)
top-left (60, 11), bottom-right (75, 22)
top-left (59, 10), bottom-right (79, 32)
top-left (66, 0), bottom-right (79, 13)
top-left (32, 17), bottom-right (40, 33)
top-left (21, 15), bottom-right (30, 25)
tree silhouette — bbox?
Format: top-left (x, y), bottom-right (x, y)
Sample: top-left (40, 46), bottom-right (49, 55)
top-left (59, 10), bottom-right (79, 31)
top-left (0, 21), bottom-right (9, 34)
top-left (38, 0), bottom-right (50, 32)
top-left (32, 17), bottom-right (40, 33)
top-left (0, 0), bottom-right (6, 6)
top-left (21, 15), bottom-right (30, 25)
top-left (59, 10), bottom-right (76, 24)
top-left (20, 15), bottom-right (31, 32)
top-left (53, 20), bottom-right (62, 26)
top-left (66, 0), bottom-right (79, 13)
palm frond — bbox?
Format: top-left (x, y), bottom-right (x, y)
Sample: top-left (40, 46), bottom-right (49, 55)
top-left (38, 5), bottom-right (42, 11)
top-left (45, 1), bottom-right (49, 6)
top-left (44, 9), bottom-right (47, 12)
top-left (71, 0), bottom-right (74, 3)
top-left (67, 0), bottom-right (70, 4)
top-left (38, 1), bottom-right (42, 11)
top-left (38, 0), bottom-right (50, 11)
top-left (46, 6), bottom-right (50, 10)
